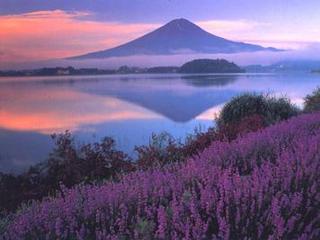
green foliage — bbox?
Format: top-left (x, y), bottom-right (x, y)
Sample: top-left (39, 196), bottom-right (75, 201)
top-left (217, 93), bottom-right (299, 127)
top-left (266, 96), bottom-right (300, 123)
top-left (304, 87), bottom-right (320, 112)
top-left (217, 93), bottom-right (267, 126)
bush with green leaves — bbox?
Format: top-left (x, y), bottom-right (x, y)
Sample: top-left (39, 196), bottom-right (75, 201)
top-left (217, 93), bottom-right (299, 127)
top-left (304, 87), bottom-right (320, 112)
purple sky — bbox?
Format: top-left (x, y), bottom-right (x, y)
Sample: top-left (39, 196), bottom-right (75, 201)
top-left (1, 0), bottom-right (320, 67)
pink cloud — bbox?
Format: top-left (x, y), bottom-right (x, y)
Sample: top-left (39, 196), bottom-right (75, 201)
top-left (196, 19), bottom-right (319, 50)
top-left (0, 10), bottom-right (159, 62)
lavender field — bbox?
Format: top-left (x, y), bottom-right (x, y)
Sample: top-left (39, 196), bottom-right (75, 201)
top-left (3, 1), bottom-right (320, 239)
top-left (3, 111), bottom-right (320, 239)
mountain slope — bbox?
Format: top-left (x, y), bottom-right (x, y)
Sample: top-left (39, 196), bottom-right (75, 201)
top-left (70, 18), bottom-right (280, 59)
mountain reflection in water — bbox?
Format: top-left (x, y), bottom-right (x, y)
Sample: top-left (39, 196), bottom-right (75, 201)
top-left (0, 73), bottom-right (319, 173)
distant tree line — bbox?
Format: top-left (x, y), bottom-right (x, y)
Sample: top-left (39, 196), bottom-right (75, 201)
top-left (0, 58), bottom-right (244, 77)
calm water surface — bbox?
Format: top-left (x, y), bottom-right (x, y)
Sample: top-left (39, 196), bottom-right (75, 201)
top-left (0, 73), bottom-right (319, 173)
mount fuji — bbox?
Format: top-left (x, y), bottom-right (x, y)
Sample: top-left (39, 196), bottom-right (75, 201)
top-left (70, 18), bottom-right (280, 59)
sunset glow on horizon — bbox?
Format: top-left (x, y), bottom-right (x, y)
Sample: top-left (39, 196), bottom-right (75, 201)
top-left (1, 3), bottom-right (320, 233)
top-left (1, 0), bottom-right (320, 68)
top-left (0, 10), bottom-right (159, 63)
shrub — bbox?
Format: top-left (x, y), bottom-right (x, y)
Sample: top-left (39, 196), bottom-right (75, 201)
top-left (0, 93), bottom-right (298, 215)
top-left (135, 129), bottom-right (220, 171)
top-left (136, 115), bottom-right (267, 171)
top-left (4, 112), bottom-right (320, 239)
top-left (0, 93), bottom-right (302, 215)
top-left (0, 132), bottom-right (134, 214)
top-left (217, 93), bottom-right (299, 127)
top-left (267, 97), bottom-right (300, 122)
top-left (0, 116), bottom-right (266, 215)
top-left (216, 114), bottom-right (266, 141)
top-left (304, 87), bottom-right (320, 112)
top-left (46, 131), bottom-right (134, 187)
top-left (182, 127), bottom-right (217, 156)
top-left (135, 132), bottom-right (184, 170)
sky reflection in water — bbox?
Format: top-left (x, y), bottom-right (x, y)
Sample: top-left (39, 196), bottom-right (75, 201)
top-left (0, 73), bottom-right (319, 172)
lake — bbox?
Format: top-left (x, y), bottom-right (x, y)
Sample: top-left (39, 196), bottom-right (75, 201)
top-left (0, 73), bottom-right (319, 173)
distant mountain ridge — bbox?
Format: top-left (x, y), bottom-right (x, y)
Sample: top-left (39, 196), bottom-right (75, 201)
top-left (70, 18), bottom-right (280, 59)
top-left (244, 60), bottom-right (320, 73)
